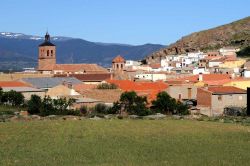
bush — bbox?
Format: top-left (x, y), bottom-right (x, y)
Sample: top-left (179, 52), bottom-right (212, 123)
top-left (97, 83), bottom-right (117, 89)
top-left (176, 101), bottom-right (190, 115)
top-left (94, 103), bottom-right (108, 114)
top-left (27, 95), bottom-right (42, 114)
top-left (224, 107), bottom-right (246, 116)
top-left (1, 90), bottom-right (24, 106)
top-left (39, 96), bottom-right (77, 116)
top-left (79, 105), bottom-right (88, 115)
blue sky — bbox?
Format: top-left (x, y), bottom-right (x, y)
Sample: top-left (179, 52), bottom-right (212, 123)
top-left (0, 0), bottom-right (249, 45)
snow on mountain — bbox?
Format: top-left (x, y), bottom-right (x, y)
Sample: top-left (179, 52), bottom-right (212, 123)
top-left (0, 32), bottom-right (72, 41)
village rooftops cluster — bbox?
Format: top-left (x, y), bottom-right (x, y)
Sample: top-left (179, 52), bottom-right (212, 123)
top-left (1, 32), bottom-right (249, 117)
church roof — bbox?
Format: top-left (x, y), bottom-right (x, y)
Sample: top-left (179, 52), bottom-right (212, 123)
top-left (38, 63), bottom-right (109, 73)
top-left (39, 41), bottom-right (55, 47)
top-left (112, 55), bottom-right (125, 63)
top-left (39, 32), bottom-right (55, 47)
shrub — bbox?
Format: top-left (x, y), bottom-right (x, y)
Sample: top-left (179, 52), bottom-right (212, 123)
top-left (40, 97), bottom-right (77, 116)
top-left (79, 105), bottom-right (88, 115)
top-left (107, 102), bottom-right (120, 114)
top-left (27, 95), bottom-right (42, 114)
top-left (97, 83), bottom-right (117, 89)
top-left (224, 107), bottom-right (246, 116)
top-left (94, 103), bottom-right (108, 114)
top-left (176, 101), bottom-right (190, 115)
top-left (1, 90), bottom-right (25, 106)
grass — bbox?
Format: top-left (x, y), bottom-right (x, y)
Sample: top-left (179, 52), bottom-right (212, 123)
top-left (0, 105), bottom-right (20, 116)
top-left (0, 120), bottom-right (250, 166)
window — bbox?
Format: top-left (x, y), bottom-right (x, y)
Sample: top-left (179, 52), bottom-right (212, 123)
top-left (117, 64), bottom-right (119, 69)
top-left (47, 50), bottom-right (49, 56)
top-left (218, 95), bottom-right (222, 101)
top-left (51, 50), bottom-right (53, 56)
top-left (178, 94), bottom-right (182, 100)
top-left (121, 64), bottom-right (123, 69)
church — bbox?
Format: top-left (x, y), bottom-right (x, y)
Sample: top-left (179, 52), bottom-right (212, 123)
top-left (37, 32), bottom-right (109, 75)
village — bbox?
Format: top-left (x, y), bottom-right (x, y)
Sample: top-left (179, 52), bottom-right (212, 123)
top-left (0, 32), bottom-right (249, 117)
top-left (1, 1), bottom-right (250, 165)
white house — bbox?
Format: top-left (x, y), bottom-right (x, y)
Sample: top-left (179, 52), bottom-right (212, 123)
top-left (219, 47), bottom-right (240, 56)
top-left (125, 60), bottom-right (141, 67)
top-left (193, 67), bottom-right (209, 75)
top-left (208, 59), bottom-right (223, 68)
top-left (244, 70), bottom-right (250, 78)
top-left (134, 73), bottom-right (167, 82)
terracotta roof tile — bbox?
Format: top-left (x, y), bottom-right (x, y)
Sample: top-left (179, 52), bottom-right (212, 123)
top-left (206, 86), bottom-right (246, 94)
top-left (168, 74), bottom-right (231, 83)
top-left (39, 64), bottom-right (108, 73)
top-left (106, 79), bottom-right (168, 102)
top-left (149, 63), bottom-right (161, 69)
top-left (0, 81), bottom-right (30, 87)
top-left (73, 84), bottom-right (97, 92)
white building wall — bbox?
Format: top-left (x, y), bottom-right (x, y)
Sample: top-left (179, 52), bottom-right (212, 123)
top-left (244, 70), bottom-right (250, 78)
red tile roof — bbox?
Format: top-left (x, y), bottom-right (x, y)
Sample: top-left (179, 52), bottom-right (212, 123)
top-left (168, 74), bottom-right (231, 83)
top-left (0, 81), bottom-right (30, 87)
top-left (106, 79), bottom-right (168, 102)
top-left (149, 63), bottom-right (161, 69)
top-left (73, 83), bottom-right (97, 92)
top-left (206, 86), bottom-right (246, 94)
top-left (112, 55), bottom-right (125, 63)
top-left (39, 64), bottom-right (108, 73)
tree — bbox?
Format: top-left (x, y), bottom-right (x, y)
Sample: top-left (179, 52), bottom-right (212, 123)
top-left (27, 95), bottom-right (42, 114)
top-left (152, 91), bottom-right (190, 115)
top-left (117, 91), bottom-right (150, 116)
top-left (0, 87), bottom-right (3, 104)
top-left (152, 91), bottom-right (176, 114)
top-left (40, 96), bottom-right (54, 116)
top-left (176, 101), bottom-right (189, 115)
top-left (1, 90), bottom-right (25, 106)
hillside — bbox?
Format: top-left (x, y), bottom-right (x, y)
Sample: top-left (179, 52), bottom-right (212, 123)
top-left (0, 32), bottom-right (164, 71)
top-left (147, 16), bottom-right (250, 61)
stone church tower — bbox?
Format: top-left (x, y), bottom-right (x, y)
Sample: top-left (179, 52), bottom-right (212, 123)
top-left (38, 32), bottom-right (56, 70)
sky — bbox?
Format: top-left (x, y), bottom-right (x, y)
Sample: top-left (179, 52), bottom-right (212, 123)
top-left (0, 0), bottom-right (249, 45)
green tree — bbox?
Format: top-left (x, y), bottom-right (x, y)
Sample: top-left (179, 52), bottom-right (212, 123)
top-left (27, 95), bottom-right (42, 114)
top-left (2, 90), bottom-right (25, 106)
top-left (118, 91), bottom-right (150, 116)
top-left (176, 101), bottom-right (189, 115)
top-left (40, 96), bottom-right (54, 116)
top-left (152, 91), bottom-right (176, 114)
top-left (0, 87), bottom-right (3, 104)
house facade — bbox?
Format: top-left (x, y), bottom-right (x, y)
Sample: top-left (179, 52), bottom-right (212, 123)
top-left (197, 86), bottom-right (247, 116)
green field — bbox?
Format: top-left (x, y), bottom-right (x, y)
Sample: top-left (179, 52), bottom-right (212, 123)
top-left (0, 120), bottom-right (250, 166)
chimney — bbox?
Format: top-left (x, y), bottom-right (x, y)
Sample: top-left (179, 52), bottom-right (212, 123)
top-left (198, 73), bottom-right (203, 82)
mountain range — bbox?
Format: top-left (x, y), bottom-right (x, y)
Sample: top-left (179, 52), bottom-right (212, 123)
top-left (0, 32), bottom-right (164, 71)
top-left (147, 16), bottom-right (250, 61)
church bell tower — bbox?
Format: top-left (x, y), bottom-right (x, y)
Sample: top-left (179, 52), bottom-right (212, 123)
top-left (37, 32), bottom-right (56, 71)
